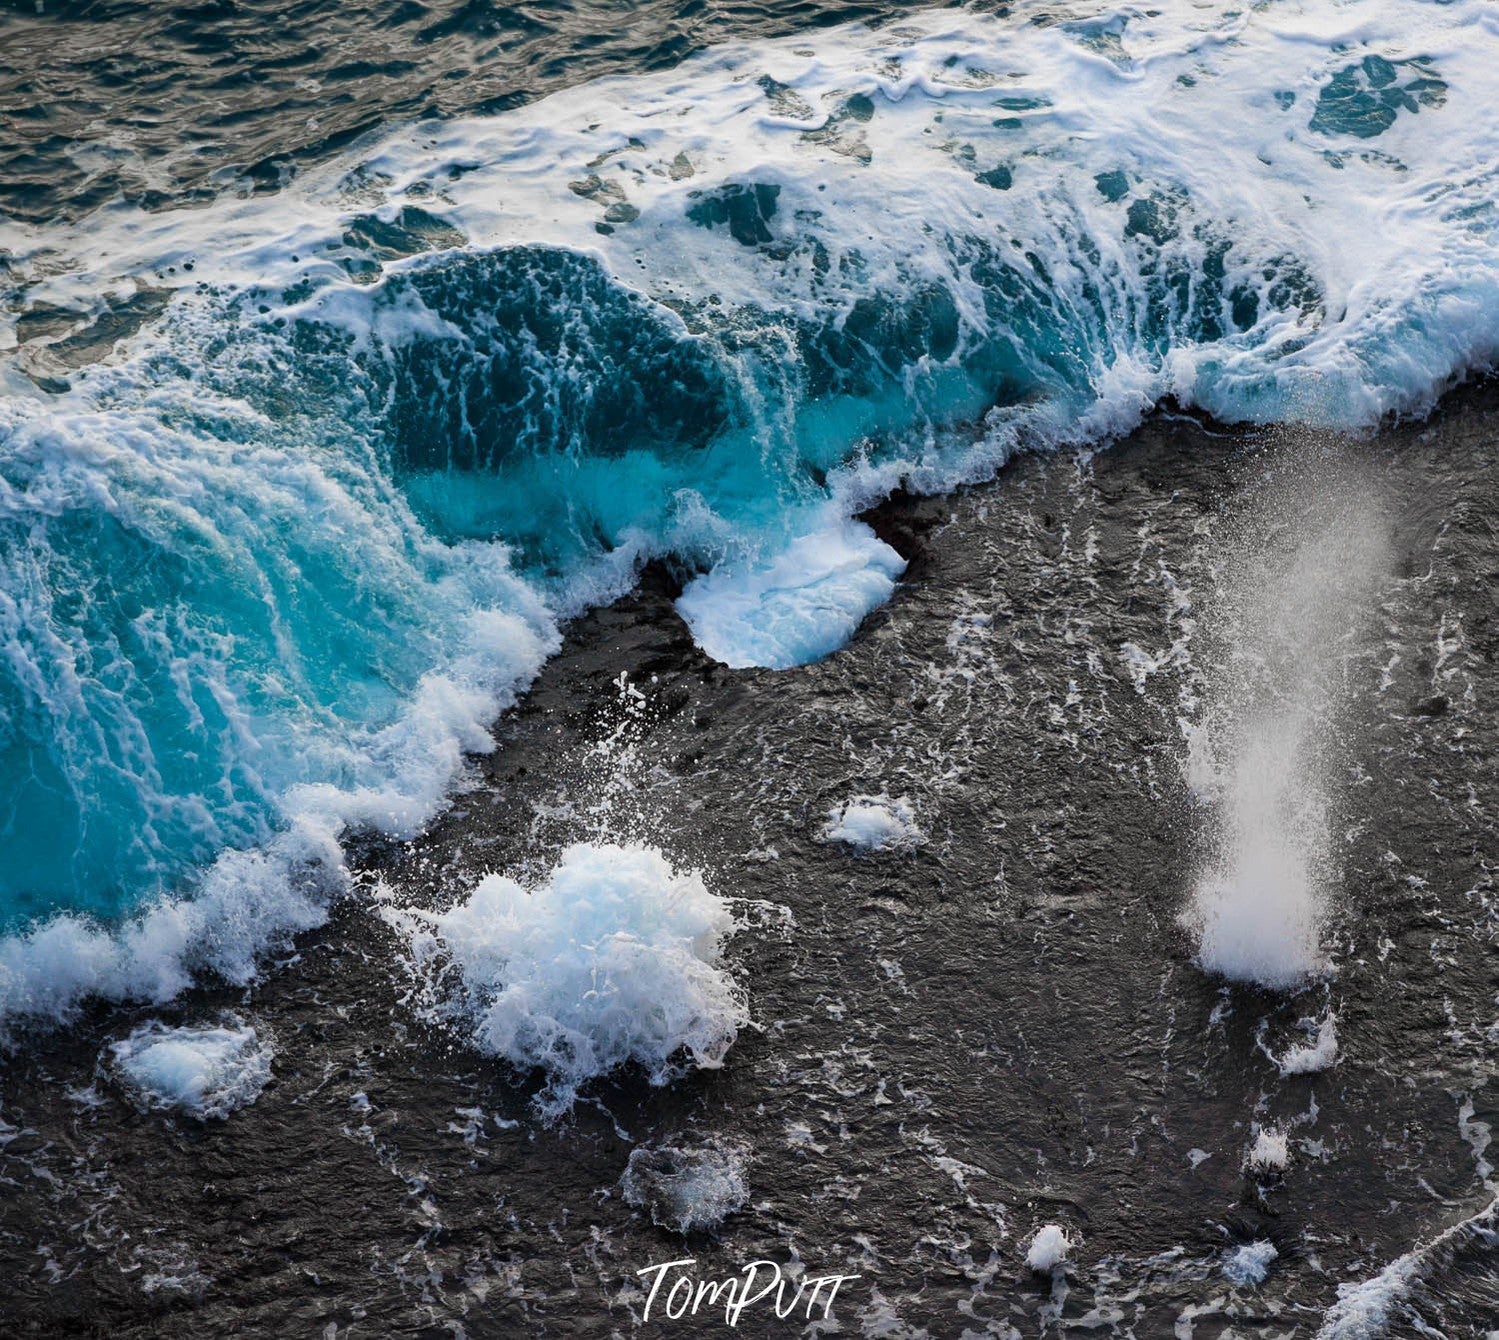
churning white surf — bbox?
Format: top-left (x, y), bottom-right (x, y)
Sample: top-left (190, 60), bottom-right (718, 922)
top-left (9, 0), bottom-right (1499, 430)
top-left (2, 0), bottom-right (1499, 1028)
top-left (108, 1016), bottom-right (273, 1119)
top-left (388, 843), bottom-right (747, 1119)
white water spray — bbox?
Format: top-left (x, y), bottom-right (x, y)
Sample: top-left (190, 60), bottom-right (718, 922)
top-left (1186, 448), bottom-right (1389, 988)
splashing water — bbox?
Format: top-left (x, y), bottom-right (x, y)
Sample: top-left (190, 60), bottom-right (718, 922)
top-left (1186, 447), bottom-right (1390, 988)
top-left (108, 1016), bottom-right (274, 1120)
top-left (371, 673), bottom-right (750, 1118)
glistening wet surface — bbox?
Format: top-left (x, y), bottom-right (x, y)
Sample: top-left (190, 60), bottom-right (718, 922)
top-left (0, 0), bottom-right (964, 224)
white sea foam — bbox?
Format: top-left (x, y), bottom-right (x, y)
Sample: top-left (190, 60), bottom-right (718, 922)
top-left (1222, 1239), bottom-right (1278, 1286)
top-left (108, 1016), bottom-right (273, 1119)
top-left (8, 0), bottom-right (1498, 428)
top-left (1315, 1195), bottom-right (1499, 1340)
top-left (1277, 1013), bottom-right (1339, 1076)
top-left (0, 819), bottom-right (342, 1041)
top-left (0, 573), bottom-right (558, 1038)
top-left (820, 795), bottom-right (924, 853)
top-left (1025, 1224), bottom-right (1076, 1273)
top-left (1246, 1127), bottom-right (1291, 1175)
top-left (394, 843), bottom-right (747, 1119)
top-left (676, 516), bottom-right (904, 670)
top-left (0, 328), bottom-right (560, 1036)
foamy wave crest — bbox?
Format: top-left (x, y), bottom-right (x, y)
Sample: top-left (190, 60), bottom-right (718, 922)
top-left (0, 384), bottom-right (558, 1035)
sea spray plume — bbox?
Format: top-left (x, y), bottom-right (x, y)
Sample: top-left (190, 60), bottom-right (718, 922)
top-left (585, 672), bottom-right (656, 843)
top-left (1185, 442), bottom-right (1390, 988)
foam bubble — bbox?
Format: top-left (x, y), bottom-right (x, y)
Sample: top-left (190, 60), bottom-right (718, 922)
top-left (409, 843), bottom-right (748, 1120)
top-left (676, 517), bottom-right (904, 670)
top-left (1278, 1013), bottom-right (1339, 1076)
top-left (1222, 1239), bottom-right (1279, 1286)
top-left (620, 1139), bottom-right (749, 1234)
top-left (108, 1016), bottom-right (273, 1120)
top-left (1246, 1127), bottom-right (1290, 1175)
top-left (820, 795), bottom-right (924, 854)
top-left (1025, 1224), bottom-right (1076, 1273)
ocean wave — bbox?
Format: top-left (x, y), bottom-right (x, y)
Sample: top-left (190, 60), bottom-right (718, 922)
top-left (1, 0), bottom-right (1497, 1031)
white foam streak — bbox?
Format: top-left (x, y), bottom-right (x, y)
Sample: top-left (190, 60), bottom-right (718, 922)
top-left (1315, 1195), bottom-right (1499, 1340)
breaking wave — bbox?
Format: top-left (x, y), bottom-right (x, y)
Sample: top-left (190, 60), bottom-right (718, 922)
top-left (2, 0), bottom-right (1498, 1029)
